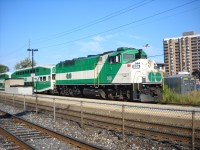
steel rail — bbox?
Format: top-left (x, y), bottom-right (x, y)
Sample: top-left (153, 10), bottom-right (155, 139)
top-left (0, 116), bottom-right (35, 150)
top-left (0, 110), bottom-right (103, 150)
top-left (0, 126), bottom-right (34, 150)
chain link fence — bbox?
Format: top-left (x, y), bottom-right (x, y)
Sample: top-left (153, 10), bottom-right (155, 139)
top-left (0, 92), bottom-right (199, 149)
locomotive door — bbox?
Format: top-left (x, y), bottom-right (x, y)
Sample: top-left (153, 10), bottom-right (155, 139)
top-left (94, 63), bottom-right (101, 87)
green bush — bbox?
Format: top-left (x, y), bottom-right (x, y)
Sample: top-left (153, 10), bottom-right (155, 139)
top-left (161, 85), bottom-right (200, 105)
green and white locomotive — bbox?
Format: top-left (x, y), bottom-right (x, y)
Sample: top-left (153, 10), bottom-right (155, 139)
top-left (11, 65), bottom-right (56, 93)
top-left (55, 47), bottom-right (162, 102)
top-left (0, 72), bottom-right (11, 90)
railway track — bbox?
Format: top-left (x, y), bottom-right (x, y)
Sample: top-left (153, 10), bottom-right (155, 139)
top-left (0, 126), bottom-right (31, 150)
top-left (0, 111), bottom-right (34, 150)
top-left (0, 110), bottom-right (102, 150)
top-left (0, 93), bottom-right (200, 149)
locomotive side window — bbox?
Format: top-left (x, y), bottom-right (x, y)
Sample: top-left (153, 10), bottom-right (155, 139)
top-left (109, 55), bottom-right (120, 64)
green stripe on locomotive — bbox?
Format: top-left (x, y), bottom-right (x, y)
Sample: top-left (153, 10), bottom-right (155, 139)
top-left (56, 55), bottom-right (100, 84)
top-left (11, 66), bottom-right (52, 92)
top-left (56, 47), bottom-right (146, 85)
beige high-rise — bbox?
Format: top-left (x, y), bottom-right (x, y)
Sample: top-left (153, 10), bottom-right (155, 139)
top-left (163, 31), bottom-right (200, 76)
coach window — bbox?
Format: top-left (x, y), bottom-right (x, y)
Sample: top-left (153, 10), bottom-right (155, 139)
top-left (48, 76), bottom-right (51, 81)
top-left (52, 74), bottom-right (56, 80)
top-left (40, 77), bottom-right (42, 81)
top-left (43, 76), bottom-right (46, 81)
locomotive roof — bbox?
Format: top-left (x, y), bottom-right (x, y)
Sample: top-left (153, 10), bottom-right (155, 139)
top-left (57, 47), bottom-right (147, 65)
top-left (109, 47), bottom-right (146, 57)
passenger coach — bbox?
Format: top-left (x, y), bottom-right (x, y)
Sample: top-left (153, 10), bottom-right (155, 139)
top-left (11, 65), bottom-right (56, 93)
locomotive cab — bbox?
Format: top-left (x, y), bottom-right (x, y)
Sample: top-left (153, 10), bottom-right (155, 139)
top-left (108, 47), bottom-right (162, 102)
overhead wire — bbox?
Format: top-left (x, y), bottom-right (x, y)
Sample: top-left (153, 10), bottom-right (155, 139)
top-left (31, 0), bottom-right (154, 44)
top-left (2, 43), bottom-right (28, 57)
top-left (148, 54), bottom-right (164, 58)
top-left (1, 0), bottom-right (154, 62)
top-left (1, 0), bottom-right (199, 63)
top-left (39, 0), bottom-right (198, 49)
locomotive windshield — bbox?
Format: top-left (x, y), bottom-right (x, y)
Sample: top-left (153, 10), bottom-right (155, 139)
top-left (123, 54), bottom-right (134, 61)
top-left (135, 49), bottom-right (147, 59)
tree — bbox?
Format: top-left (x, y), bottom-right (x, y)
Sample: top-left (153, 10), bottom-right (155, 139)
top-left (0, 64), bottom-right (9, 73)
top-left (192, 69), bottom-right (200, 80)
top-left (15, 57), bottom-right (37, 70)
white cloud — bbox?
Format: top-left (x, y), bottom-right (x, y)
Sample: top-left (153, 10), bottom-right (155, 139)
top-left (92, 36), bottom-right (105, 42)
top-left (116, 32), bottom-right (142, 40)
top-left (76, 33), bottom-right (144, 54)
top-left (78, 40), bottom-right (102, 52)
top-left (77, 35), bottom-right (112, 53)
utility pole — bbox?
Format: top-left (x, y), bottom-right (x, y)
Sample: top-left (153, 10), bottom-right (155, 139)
top-left (27, 48), bottom-right (38, 95)
top-left (28, 40), bottom-right (31, 58)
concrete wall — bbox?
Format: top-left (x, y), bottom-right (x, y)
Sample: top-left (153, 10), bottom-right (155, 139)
top-left (5, 87), bottom-right (32, 95)
top-left (5, 79), bottom-right (24, 88)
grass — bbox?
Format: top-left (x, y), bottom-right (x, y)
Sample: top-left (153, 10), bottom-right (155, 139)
top-left (161, 85), bottom-right (200, 106)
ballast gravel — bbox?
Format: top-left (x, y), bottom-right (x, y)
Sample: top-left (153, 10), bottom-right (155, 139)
top-left (0, 103), bottom-right (189, 150)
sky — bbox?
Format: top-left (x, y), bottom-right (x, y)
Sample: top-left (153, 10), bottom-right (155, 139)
top-left (0, 0), bottom-right (200, 72)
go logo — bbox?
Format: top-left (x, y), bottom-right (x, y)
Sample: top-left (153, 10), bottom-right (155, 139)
top-left (148, 72), bottom-right (162, 82)
top-left (66, 73), bottom-right (72, 79)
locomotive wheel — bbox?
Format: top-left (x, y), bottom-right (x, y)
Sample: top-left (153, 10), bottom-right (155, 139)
top-left (100, 90), bottom-right (106, 99)
top-left (108, 93), bottom-right (114, 100)
top-left (126, 90), bottom-right (131, 100)
top-left (154, 87), bottom-right (162, 102)
top-left (68, 88), bottom-right (74, 96)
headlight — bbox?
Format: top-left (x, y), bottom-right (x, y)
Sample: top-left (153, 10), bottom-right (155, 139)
top-left (154, 64), bottom-right (157, 69)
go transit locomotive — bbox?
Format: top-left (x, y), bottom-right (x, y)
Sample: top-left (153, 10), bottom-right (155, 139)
top-left (55, 47), bottom-right (163, 102)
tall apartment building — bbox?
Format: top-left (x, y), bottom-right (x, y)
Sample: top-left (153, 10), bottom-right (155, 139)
top-left (163, 31), bottom-right (200, 76)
